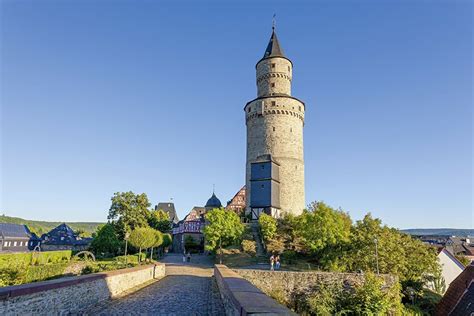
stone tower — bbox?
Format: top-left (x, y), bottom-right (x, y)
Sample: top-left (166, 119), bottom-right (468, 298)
top-left (245, 26), bottom-right (305, 219)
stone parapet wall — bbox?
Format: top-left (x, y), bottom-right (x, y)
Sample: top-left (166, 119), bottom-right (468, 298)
top-left (234, 269), bottom-right (397, 302)
top-left (0, 263), bottom-right (165, 315)
top-left (214, 264), bottom-right (296, 316)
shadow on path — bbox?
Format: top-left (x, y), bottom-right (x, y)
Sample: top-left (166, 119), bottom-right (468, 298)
top-left (82, 255), bottom-right (224, 316)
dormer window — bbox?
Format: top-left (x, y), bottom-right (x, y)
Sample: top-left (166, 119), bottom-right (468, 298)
top-left (272, 101), bottom-right (276, 106)
top-left (271, 63), bottom-right (275, 68)
top-left (271, 83), bottom-right (275, 88)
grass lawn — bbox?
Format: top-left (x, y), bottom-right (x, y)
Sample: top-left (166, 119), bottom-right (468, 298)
top-left (215, 247), bottom-right (259, 267)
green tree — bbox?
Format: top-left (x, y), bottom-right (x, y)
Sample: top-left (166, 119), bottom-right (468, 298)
top-left (294, 202), bottom-right (351, 270)
top-left (150, 230), bottom-right (163, 260)
top-left (349, 273), bottom-right (403, 315)
top-left (344, 214), bottom-right (439, 291)
top-left (162, 233), bottom-right (172, 248)
top-left (128, 227), bottom-right (156, 263)
top-left (90, 223), bottom-right (121, 256)
top-left (184, 235), bottom-right (199, 252)
top-left (148, 210), bottom-right (171, 233)
top-left (455, 254), bottom-right (471, 267)
top-left (107, 191), bottom-right (151, 239)
top-left (204, 208), bottom-right (244, 264)
top-left (258, 213), bottom-right (277, 242)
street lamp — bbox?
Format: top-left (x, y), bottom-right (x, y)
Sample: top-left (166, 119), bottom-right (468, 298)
top-left (374, 238), bottom-right (380, 275)
top-left (124, 232), bottom-right (130, 265)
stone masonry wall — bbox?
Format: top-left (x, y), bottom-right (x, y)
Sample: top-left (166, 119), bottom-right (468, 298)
top-left (245, 96), bottom-right (305, 216)
top-left (215, 264), bottom-right (296, 315)
top-left (234, 269), bottom-right (397, 304)
top-left (256, 57), bottom-right (292, 97)
top-left (0, 263), bottom-right (165, 315)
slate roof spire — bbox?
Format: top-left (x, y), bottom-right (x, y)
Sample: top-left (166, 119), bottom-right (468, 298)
top-left (263, 22), bottom-right (285, 58)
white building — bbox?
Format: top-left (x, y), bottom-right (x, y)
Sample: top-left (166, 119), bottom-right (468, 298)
top-left (431, 248), bottom-right (465, 293)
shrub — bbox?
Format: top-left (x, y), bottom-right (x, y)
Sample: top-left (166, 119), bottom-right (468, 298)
top-left (115, 254), bottom-right (144, 264)
top-left (306, 282), bottom-right (345, 315)
top-left (349, 273), bottom-right (402, 315)
top-left (25, 263), bottom-right (69, 283)
top-left (162, 233), bottom-right (172, 248)
top-left (0, 267), bottom-right (26, 286)
top-left (258, 213), bottom-right (277, 242)
top-left (241, 240), bottom-right (256, 256)
top-left (288, 274), bottom-right (402, 315)
top-left (81, 264), bottom-right (98, 275)
top-left (184, 235), bottom-right (201, 253)
top-left (0, 250), bottom-right (72, 269)
top-left (90, 223), bottom-right (122, 256)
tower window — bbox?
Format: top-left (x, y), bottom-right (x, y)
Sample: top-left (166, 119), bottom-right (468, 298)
top-left (290, 128), bottom-right (292, 132)
top-left (299, 106), bottom-right (301, 111)
top-left (273, 127), bottom-right (275, 131)
top-left (271, 63), bottom-right (275, 68)
top-left (271, 101), bottom-right (276, 106)
top-left (271, 83), bottom-right (275, 88)
top-left (288, 66), bottom-right (290, 71)
top-left (248, 107), bottom-right (251, 113)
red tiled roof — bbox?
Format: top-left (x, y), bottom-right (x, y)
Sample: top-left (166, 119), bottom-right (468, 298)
top-left (436, 263), bottom-right (474, 315)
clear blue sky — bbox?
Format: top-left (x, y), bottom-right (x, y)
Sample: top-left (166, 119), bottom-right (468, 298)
top-left (1, 0), bottom-right (472, 228)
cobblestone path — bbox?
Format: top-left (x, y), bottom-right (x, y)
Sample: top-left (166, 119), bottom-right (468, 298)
top-left (84, 254), bottom-right (225, 315)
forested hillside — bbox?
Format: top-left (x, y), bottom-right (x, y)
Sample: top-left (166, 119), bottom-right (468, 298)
top-left (402, 228), bottom-right (474, 236)
top-left (0, 215), bottom-right (103, 236)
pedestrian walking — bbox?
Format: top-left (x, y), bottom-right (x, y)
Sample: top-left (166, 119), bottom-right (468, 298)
top-left (270, 254), bottom-right (275, 271)
top-left (275, 255), bottom-right (281, 270)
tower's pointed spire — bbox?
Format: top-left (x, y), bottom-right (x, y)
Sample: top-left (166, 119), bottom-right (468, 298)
top-left (263, 16), bottom-right (285, 58)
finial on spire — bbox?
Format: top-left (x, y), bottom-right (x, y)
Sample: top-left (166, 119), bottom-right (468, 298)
top-left (272, 14), bottom-right (276, 31)
top-left (212, 184), bottom-right (215, 194)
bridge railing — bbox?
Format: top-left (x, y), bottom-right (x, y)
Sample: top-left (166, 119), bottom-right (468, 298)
top-left (214, 264), bottom-right (296, 316)
top-left (0, 263), bottom-right (165, 314)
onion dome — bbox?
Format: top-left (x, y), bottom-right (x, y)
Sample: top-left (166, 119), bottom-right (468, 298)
top-left (205, 192), bottom-right (222, 208)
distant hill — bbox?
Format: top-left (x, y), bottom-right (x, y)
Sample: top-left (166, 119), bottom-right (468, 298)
top-left (0, 215), bottom-right (103, 237)
top-left (402, 228), bottom-right (474, 237)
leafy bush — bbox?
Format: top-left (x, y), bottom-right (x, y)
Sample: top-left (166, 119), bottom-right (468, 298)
top-left (282, 273), bottom-right (403, 315)
top-left (455, 254), bottom-right (470, 267)
top-left (115, 253), bottom-right (145, 264)
top-left (25, 263), bottom-right (69, 283)
top-left (0, 250), bottom-right (72, 269)
top-left (241, 240), bottom-right (256, 256)
top-left (90, 223), bottom-right (122, 256)
top-left (0, 267), bottom-right (27, 286)
top-left (162, 233), bottom-right (172, 248)
top-left (0, 262), bottom-right (69, 286)
top-left (258, 213), bottom-right (277, 242)
top-left (306, 282), bottom-right (345, 315)
top-left (349, 273), bottom-right (402, 315)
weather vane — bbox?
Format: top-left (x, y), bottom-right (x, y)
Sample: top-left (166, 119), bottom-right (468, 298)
top-left (272, 14), bottom-right (276, 30)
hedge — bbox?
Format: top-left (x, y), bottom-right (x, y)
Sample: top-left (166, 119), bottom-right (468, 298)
top-left (114, 253), bottom-right (145, 264)
top-left (25, 263), bottom-right (69, 283)
top-left (0, 262), bottom-right (69, 286)
top-left (0, 250), bottom-right (72, 269)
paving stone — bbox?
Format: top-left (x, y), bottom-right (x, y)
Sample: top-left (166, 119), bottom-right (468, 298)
top-left (82, 254), bottom-right (225, 316)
